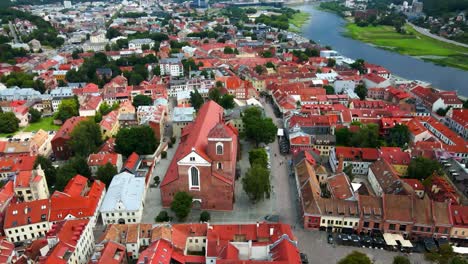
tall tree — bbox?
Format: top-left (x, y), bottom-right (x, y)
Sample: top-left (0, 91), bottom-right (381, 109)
top-left (189, 89), bottom-right (204, 111)
top-left (28, 108), bottom-right (42, 123)
top-left (220, 94), bottom-right (235, 109)
top-left (34, 155), bottom-right (57, 189)
top-left (208, 88), bottom-right (222, 103)
top-left (96, 162), bottom-right (118, 186)
top-left (354, 84), bottom-right (368, 100)
top-left (242, 164), bottom-right (271, 202)
top-left (55, 157), bottom-right (91, 191)
top-left (69, 119), bottom-right (103, 157)
top-left (242, 107), bottom-right (277, 147)
top-left (338, 251), bottom-right (372, 264)
top-left (55, 98), bottom-right (79, 122)
top-left (171, 191), bottom-right (192, 221)
top-left (387, 124), bottom-right (410, 148)
top-left (408, 156), bottom-right (441, 180)
top-left (132, 94), bottom-right (153, 108)
top-left (0, 112), bottom-right (20, 133)
top-left (393, 256), bottom-right (411, 264)
top-left (115, 126), bottom-right (158, 156)
top-left (249, 148), bottom-right (268, 167)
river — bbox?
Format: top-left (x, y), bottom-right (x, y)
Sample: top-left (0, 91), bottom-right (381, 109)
top-left (294, 4), bottom-right (468, 96)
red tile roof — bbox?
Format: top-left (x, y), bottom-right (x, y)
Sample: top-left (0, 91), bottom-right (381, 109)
top-left (327, 172), bottom-right (353, 200)
top-left (364, 73), bottom-right (387, 84)
top-left (52, 116), bottom-right (86, 142)
top-left (379, 147), bottom-right (411, 166)
top-left (123, 152), bottom-right (139, 172)
top-left (93, 241), bottom-right (127, 264)
top-left (0, 181), bottom-right (14, 208)
top-left (0, 155), bottom-right (36, 174)
top-left (383, 194), bottom-right (413, 222)
top-left (402, 178), bottom-right (424, 191)
top-left (335, 147), bottom-right (380, 161)
top-left (161, 101), bottom-right (228, 187)
top-left (88, 153), bottom-right (119, 167)
top-left (451, 205), bottom-right (468, 227)
top-left (4, 199), bottom-right (49, 229)
top-left (49, 175), bottom-right (105, 222)
top-left (41, 219), bottom-right (90, 264)
top-left (0, 238), bottom-right (14, 264)
top-left (79, 95), bottom-right (102, 111)
top-left (450, 109), bottom-right (468, 129)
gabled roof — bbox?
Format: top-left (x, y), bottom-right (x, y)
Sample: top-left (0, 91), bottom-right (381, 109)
top-left (100, 172), bottom-right (145, 212)
top-left (383, 194), bottom-right (413, 223)
top-left (369, 159), bottom-right (404, 195)
top-left (52, 116), bottom-right (86, 142)
top-left (4, 199), bottom-right (50, 229)
top-left (161, 101), bottom-right (226, 187)
top-left (327, 172), bottom-right (354, 200)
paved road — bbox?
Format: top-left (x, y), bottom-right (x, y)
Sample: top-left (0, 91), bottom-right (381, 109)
top-left (408, 22), bottom-right (468, 48)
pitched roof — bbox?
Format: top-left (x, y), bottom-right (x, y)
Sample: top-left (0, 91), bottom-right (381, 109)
top-left (369, 159), bottom-right (404, 195)
top-left (0, 181), bottom-right (14, 208)
top-left (161, 101), bottom-right (225, 187)
top-left (92, 241), bottom-right (127, 264)
top-left (52, 116), bottom-right (86, 142)
top-left (4, 199), bottom-right (50, 229)
top-left (88, 153), bottom-right (120, 167)
top-left (335, 147), bottom-right (380, 161)
top-left (100, 172), bottom-right (145, 212)
top-left (327, 172), bottom-right (354, 200)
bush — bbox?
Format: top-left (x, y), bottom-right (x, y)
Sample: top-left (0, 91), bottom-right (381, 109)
top-left (161, 151), bottom-right (167, 159)
top-left (171, 192), bottom-right (192, 221)
top-left (199, 211), bottom-right (211, 222)
top-left (155, 211), bottom-right (170, 222)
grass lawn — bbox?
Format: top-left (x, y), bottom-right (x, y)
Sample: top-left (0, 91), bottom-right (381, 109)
top-left (0, 117), bottom-right (60, 138)
top-left (345, 23), bottom-right (468, 70)
top-left (22, 117), bottom-right (61, 132)
top-left (289, 12), bottom-right (310, 29)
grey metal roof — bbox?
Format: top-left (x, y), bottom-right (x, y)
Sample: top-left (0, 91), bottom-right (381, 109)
top-left (99, 172), bottom-right (145, 212)
top-left (173, 107), bottom-right (195, 122)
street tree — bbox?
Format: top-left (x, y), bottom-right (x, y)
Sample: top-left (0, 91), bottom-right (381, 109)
top-left (242, 164), bottom-right (271, 202)
top-left (0, 112), bottom-right (20, 133)
top-left (338, 251), bottom-right (372, 264)
top-left (408, 156), bottom-right (441, 180)
top-left (199, 211), bottom-right (211, 222)
top-left (242, 107), bottom-right (277, 147)
top-left (155, 211), bottom-right (170, 222)
top-left (171, 191), bottom-right (193, 221)
top-left (132, 94), bottom-right (153, 108)
top-left (189, 89), bottom-right (204, 111)
top-left (115, 125), bottom-right (158, 156)
top-left (324, 85), bottom-right (335, 95)
top-left (249, 148), bottom-right (268, 167)
top-left (69, 119), bottom-right (103, 157)
top-left (96, 162), bottom-right (118, 186)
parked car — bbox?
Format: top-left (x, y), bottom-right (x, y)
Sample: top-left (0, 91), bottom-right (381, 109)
top-left (424, 238), bottom-right (437, 252)
top-left (361, 235), bottom-right (373, 248)
top-left (300, 253), bottom-right (309, 264)
top-left (350, 234), bottom-right (361, 246)
top-left (327, 234), bottom-right (334, 244)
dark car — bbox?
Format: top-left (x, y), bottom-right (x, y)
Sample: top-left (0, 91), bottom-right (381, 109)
top-left (424, 238), bottom-right (437, 252)
top-left (373, 237), bottom-right (385, 249)
top-left (361, 235), bottom-right (373, 248)
top-left (337, 234), bottom-right (351, 245)
top-left (300, 253), bottom-right (309, 264)
top-left (350, 234), bottom-right (361, 246)
top-left (328, 234), bottom-right (334, 244)
top-left (436, 238), bottom-right (449, 248)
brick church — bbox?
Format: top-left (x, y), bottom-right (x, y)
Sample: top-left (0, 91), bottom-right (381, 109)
top-left (160, 101), bottom-right (238, 211)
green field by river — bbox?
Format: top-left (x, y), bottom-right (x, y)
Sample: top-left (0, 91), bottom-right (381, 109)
top-left (345, 23), bottom-right (468, 71)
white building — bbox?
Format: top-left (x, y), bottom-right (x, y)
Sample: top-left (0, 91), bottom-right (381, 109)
top-left (14, 167), bottom-right (50, 202)
top-left (160, 58), bottom-right (183, 77)
top-left (129, 38), bottom-right (154, 50)
top-left (4, 199), bottom-right (50, 243)
top-left (43, 219), bottom-right (95, 264)
top-left (329, 147), bottom-right (379, 175)
top-left (320, 50), bottom-right (340, 58)
top-left (445, 109), bottom-right (468, 140)
top-left (100, 172), bottom-right (146, 225)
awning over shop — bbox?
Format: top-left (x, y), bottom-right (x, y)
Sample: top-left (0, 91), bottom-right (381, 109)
top-left (383, 233), bottom-right (397, 246)
top-left (277, 128), bottom-right (284, 137)
top-left (383, 233), bottom-right (413, 247)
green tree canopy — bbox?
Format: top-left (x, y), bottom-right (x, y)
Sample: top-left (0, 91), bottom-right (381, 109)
top-left (354, 84), bottom-right (368, 100)
top-left (155, 211), bottom-right (170, 222)
top-left (208, 88), bottom-right (222, 103)
top-left (223, 46), bottom-right (234, 54)
top-left (220, 94), bottom-right (235, 109)
top-left (242, 107), bottom-right (277, 147)
top-left (96, 162), bottom-right (118, 187)
top-left (387, 124), bottom-right (410, 148)
top-left (338, 251), bottom-right (372, 264)
top-left (324, 85), bottom-right (335, 95)
top-left (408, 156), bottom-right (441, 180)
top-left (115, 125), bottom-right (158, 156)
top-left (55, 98), bottom-right (79, 122)
top-left (132, 94), bottom-right (153, 108)
top-left (69, 119), bottom-right (103, 157)
top-left (242, 164), bottom-right (271, 202)
top-left (55, 157), bottom-right (91, 191)
top-left (249, 148), bottom-right (268, 167)
top-left (199, 211), bottom-right (211, 222)
top-left (189, 89), bottom-right (204, 111)
top-left (0, 112), bottom-right (20, 133)
top-left (34, 155), bottom-right (56, 190)
top-left (171, 191), bottom-right (192, 220)
top-left (28, 108), bottom-right (42, 123)
top-left (393, 256), bottom-right (411, 264)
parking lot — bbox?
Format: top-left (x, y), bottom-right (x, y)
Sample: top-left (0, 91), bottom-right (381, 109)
top-left (295, 230), bottom-right (430, 264)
